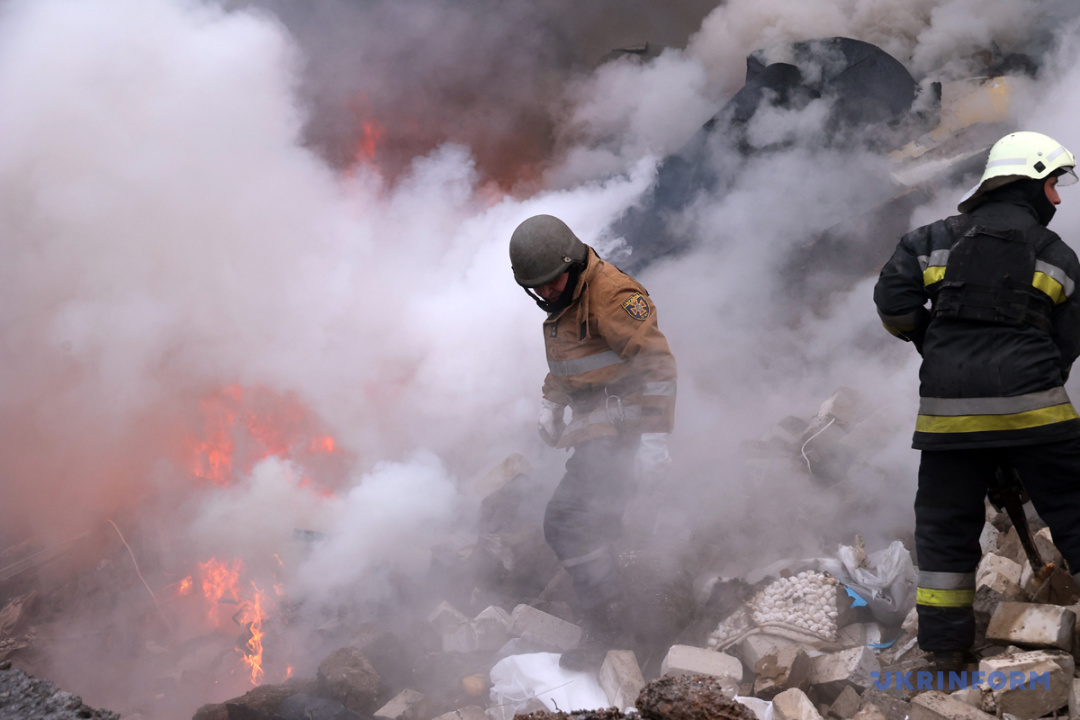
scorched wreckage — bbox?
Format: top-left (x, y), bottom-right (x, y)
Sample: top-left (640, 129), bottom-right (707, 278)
top-left (5, 1), bottom-right (1080, 720)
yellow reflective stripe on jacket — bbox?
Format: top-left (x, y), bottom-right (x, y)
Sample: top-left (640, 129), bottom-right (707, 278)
top-left (1034, 260), bottom-right (1075, 303)
top-left (1033, 271), bottom-right (1067, 304)
top-left (923, 266), bottom-right (946, 286)
top-left (916, 403), bottom-right (1080, 434)
top-left (916, 587), bottom-right (975, 607)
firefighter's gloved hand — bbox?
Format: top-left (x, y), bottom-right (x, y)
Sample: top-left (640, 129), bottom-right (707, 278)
top-left (538, 398), bottom-right (566, 447)
top-left (636, 432), bottom-right (671, 481)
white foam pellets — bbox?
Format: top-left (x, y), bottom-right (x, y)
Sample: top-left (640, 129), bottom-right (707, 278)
top-left (708, 571), bottom-right (840, 649)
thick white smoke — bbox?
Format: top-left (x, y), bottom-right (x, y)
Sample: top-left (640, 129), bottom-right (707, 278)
top-left (5, 0), bottom-right (1080, 714)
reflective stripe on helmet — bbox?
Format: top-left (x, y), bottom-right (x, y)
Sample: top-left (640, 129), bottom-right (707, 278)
top-left (985, 156), bottom-right (1027, 169)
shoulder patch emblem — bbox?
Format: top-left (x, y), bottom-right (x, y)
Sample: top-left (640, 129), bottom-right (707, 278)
top-left (621, 293), bottom-right (651, 320)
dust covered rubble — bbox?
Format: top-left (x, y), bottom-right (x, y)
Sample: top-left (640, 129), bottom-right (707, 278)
top-left (0, 660), bottom-right (120, 720)
top-left (7, 399), bottom-right (1080, 720)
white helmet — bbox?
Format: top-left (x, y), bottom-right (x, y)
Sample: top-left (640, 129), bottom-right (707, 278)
top-left (958, 131), bottom-right (1078, 213)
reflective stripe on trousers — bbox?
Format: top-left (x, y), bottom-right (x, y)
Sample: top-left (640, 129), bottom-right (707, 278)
top-left (916, 570), bottom-right (975, 607)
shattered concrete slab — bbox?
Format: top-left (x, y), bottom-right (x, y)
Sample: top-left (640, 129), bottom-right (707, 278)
top-left (985, 602), bottom-right (1075, 651)
top-left (977, 649), bottom-right (1074, 718)
top-left (599, 650), bottom-right (645, 711)
top-left (909, 691), bottom-right (995, 720)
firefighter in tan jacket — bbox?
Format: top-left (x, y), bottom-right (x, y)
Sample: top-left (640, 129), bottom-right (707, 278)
top-left (510, 214), bottom-right (677, 668)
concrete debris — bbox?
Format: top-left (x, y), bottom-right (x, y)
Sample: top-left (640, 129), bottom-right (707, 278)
top-left (753, 646), bottom-right (811, 699)
top-left (910, 691), bottom-right (995, 720)
top-left (661, 645), bottom-right (743, 690)
top-left (826, 685), bottom-right (861, 718)
top-left (599, 650), bottom-right (645, 710)
top-left (807, 646), bottom-right (880, 699)
top-left (428, 601), bottom-right (470, 635)
top-left (772, 687), bottom-right (824, 720)
top-left (430, 706), bottom-right (488, 720)
top-left (508, 604), bottom-right (582, 652)
top-left (858, 689), bottom-right (910, 720)
top-left (977, 649), bottom-right (1074, 718)
top-left (975, 553), bottom-right (1022, 589)
top-left (850, 704), bottom-right (887, 720)
top-left (316, 646), bottom-right (382, 715)
top-left (373, 689), bottom-right (426, 720)
top-left (985, 602), bottom-right (1075, 651)
top-left (736, 634), bottom-right (800, 670)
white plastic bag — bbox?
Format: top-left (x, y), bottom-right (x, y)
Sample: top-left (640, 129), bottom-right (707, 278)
top-left (823, 539), bottom-right (916, 625)
top-left (488, 653), bottom-right (609, 720)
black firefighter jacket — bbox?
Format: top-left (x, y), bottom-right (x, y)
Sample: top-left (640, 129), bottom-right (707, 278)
top-left (874, 197), bottom-right (1080, 450)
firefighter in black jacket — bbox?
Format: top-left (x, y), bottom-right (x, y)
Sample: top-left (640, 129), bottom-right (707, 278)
top-left (875, 131), bottom-right (1080, 656)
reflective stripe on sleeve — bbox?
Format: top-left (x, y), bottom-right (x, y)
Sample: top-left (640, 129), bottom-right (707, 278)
top-left (1033, 260), bottom-right (1075, 304)
top-left (641, 381), bottom-right (677, 397)
top-left (548, 350), bottom-right (623, 376)
top-left (920, 249), bottom-right (950, 286)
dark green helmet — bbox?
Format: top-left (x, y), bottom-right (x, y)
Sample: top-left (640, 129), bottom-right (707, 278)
top-left (509, 215), bottom-right (587, 287)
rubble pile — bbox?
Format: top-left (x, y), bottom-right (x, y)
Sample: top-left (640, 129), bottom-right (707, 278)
top-left (0, 661), bottom-right (120, 720)
top-left (6, 399), bottom-right (1080, 720)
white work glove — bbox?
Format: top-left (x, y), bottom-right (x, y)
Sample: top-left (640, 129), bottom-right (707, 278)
top-left (635, 432), bottom-right (672, 481)
top-left (538, 398), bottom-right (567, 447)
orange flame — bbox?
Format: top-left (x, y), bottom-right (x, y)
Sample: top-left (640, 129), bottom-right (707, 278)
top-left (188, 385), bottom-right (348, 495)
top-left (355, 120), bottom-right (384, 163)
top-left (237, 582), bottom-right (267, 686)
top-left (177, 576), bottom-right (193, 596)
top-left (199, 558), bottom-right (243, 626)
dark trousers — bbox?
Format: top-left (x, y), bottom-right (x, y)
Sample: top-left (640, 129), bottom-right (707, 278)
top-left (544, 435), bottom-right (637, 612)
top-left (916, 437), bottom-right (1080, 651)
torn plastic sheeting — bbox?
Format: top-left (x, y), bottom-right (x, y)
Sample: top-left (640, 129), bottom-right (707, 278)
top-left (735, 696), bottom-right (774, 720)
top-left (844, 587), bottom-right (868, 608)
top-left (818, 540), bottom-right (916, 625)
top-left (488, 652), bottom-right (608, 720)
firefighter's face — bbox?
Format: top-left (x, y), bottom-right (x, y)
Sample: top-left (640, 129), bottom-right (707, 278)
top-left (535, 272), bottom-right (570, 302)
top-left (1046, 175), bottom-right (1062, 206)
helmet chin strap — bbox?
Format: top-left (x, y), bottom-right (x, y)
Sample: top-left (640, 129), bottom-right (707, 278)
top-left (524, 261), bottom-right (586, 313)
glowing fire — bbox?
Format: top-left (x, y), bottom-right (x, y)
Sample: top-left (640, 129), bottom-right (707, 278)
top-left (355, 120), bottom-right (384, 163)
top-left (188, 385), bottom-right (347, 494)
top-left (189, 558), bottom-right (282, 686)
top-left (237, 581), bottom-right (267, 685)
top-left (184, 386), bottom-right (343, 686)
top-left (197, 558), bottom-right (244, 630)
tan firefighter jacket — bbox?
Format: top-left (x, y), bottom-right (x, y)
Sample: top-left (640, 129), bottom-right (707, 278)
top-left (541, 247), bottom-right (677, 448)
